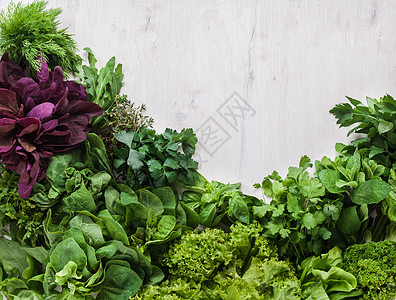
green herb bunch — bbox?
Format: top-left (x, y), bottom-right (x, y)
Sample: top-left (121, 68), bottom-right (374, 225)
top-left (77, 48), bottom-right (154, 154)
top-left (330, 94), bottom-right (396, 174)
top-left (253, 156), bottom-right (330, 260)
top-left (113, 127), bottom-right (199, 190)
top-left (101, 94), bottom-right (154, 154)
top-left (107, 95), bottom-right (154, 136)
top-left (182, 174), bottom-right (262, 228)
top-left (0, 166), bottom-right (45, 246)
top-left (0, 0), bottom-right (82, 76)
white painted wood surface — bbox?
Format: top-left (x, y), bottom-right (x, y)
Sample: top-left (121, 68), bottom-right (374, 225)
top-left (1, 0), bottom-right (396, 199)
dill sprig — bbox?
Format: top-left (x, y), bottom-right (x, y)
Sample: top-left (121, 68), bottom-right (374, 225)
top-left (0, 0), bottom-right (82, 76)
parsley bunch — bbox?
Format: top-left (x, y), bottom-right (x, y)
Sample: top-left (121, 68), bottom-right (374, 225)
top-left (113, 127), bottom-right (198, 190)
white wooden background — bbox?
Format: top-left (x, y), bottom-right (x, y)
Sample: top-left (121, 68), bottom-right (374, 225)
top-left (1, 0), bottom-right (396, 198)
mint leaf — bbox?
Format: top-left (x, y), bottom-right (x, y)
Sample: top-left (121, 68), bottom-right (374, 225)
top-left (319, 169), bottom-right (343, 194)
top-left (351, 179), bottom-right (391, 205)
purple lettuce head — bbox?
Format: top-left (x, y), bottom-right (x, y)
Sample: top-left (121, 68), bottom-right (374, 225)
top-left (0, 52), bottom-right (27, 88)
top-left (0, 54), bottom-right (103, 198)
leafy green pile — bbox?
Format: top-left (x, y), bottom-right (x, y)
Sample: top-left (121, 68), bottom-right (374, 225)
top-left (1, 2), bottom-right (396, 298)
top-left (343, 241), bottom-right (396, 300)
top-left (0, 210), bottom-right (163, 299)
top-left (0, 0), bottom-right (81, 75)
top-left (133, 222), bottom-right (301, 300)
top-left (253, 152), bottom-right (392, 262)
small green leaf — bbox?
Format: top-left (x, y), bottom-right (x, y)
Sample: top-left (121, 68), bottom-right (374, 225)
top-left (319, 169), bottom-right (343, 194)
top-left (50, 238), bottom-right (87, 273)
top-left (300, 178), bottom-right (325, 198)
top-left (199, 204), bottom-right (216, 227)
top-left (139, 190), bottom-right (164, 215)
top-left (153, 215), bottom-right (176, 240)
top-left (287, 194), bottom-right (302, 214)
top-left (152, 187), bottom-right (176, 216)
top-left (179, 202), bottom-right (200, 228)
top-left (265, 220), bottom-right (284, 236)
top-left (337, 206), bottom-right (361, 235)
top-left (378, 120), bottom-right (393, 134)
top-left (302, 213), bottom-right (317, 230)
top-left (229, 195), bottom-right (249, 223)
top-left (252, 205), bottom-right (273, 218)
top-left (114, 131), bottom-right (136, 147)
top-left (127, 149), bottom-right (145, 170)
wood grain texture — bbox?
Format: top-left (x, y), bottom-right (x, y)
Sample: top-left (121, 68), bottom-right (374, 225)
top-left (0, 0), bottom-right (395, 198)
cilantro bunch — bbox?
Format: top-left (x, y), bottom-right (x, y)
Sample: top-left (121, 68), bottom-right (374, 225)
top-left (253, 156), bottom-right (332, 260)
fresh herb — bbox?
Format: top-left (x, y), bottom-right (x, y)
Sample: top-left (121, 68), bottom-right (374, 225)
top-left (315, 152), bottom-right (391, 244)
top-left (114, 127), bottom-right (198, 189)
top-left (343, 241), bottom-right (396, 300)
top-left (253, 156), bottom-right (331, 260)
top-left (107, 95), bottom-right (154, 134)
top-left (330, 94), bottom-right (396, 174)
top-left (0, 167), bottom-right (44, 246)
top-left (77, 47), bottom-right (124, 132)
top-left (0, 1), bottom-right (82, 76)
top-left (182, 174), bottom-right (262, 227)
top-left (254, 153), bottom-right (392, 261)
top-left (77, 49), bottom-right (153, 154)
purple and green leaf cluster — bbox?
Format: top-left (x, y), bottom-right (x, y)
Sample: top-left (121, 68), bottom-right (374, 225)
top-left (0, 53), bottom-right (102, 198)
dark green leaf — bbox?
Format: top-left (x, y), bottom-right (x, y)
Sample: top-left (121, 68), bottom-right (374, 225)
top-left (229, 195), bottom-right (249, 223)
top-left (139, 190), bottom-right (164, 215)
top-left (50, 238), bottom-right (87, 273)
top-left (337, 206), bottom-right (362, 235)
top-left (97, 265), bottom-right (142, 300)
top-left (0, 237), bottom-right (29, 278)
